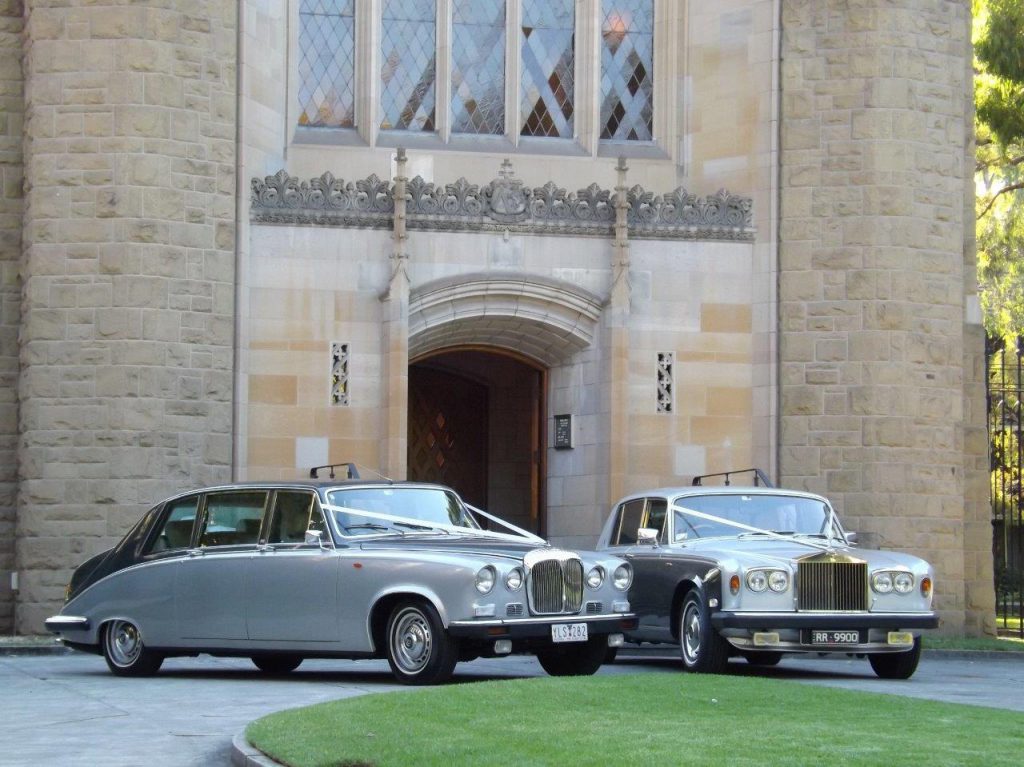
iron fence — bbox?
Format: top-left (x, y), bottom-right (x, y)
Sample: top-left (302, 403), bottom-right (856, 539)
top-left (988, 336), bottom-right (1024, 638)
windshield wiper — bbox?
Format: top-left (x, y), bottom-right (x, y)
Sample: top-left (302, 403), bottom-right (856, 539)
top-left (391, 521), bottom-right (451, 534)
top-left (739, 530), bottom-right (796, 538)
top-left (342, 523), bottom-right (403, 535)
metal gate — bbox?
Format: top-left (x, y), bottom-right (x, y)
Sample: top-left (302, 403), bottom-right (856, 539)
top-left (988, 336), bottom-right (1024, 637)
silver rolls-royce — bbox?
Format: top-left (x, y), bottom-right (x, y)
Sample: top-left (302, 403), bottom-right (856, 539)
top-left (46, 467), bottom-right (635, 685)
top-left (597, 470), bottom-right (938, 679)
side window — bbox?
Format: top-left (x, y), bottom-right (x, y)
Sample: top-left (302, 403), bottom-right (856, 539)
top-left (267, 491), bottom-right (324, 544)
top-left (146, 496), bottom-right (200, 554)
top-left (199, 491), bottom-right (268, 547)
top-left (612, 499), bottom-right (646, 545)
top-left (645, 498), bottom-right (667, 542)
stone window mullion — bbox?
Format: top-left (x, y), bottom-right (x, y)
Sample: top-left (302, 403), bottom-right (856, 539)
top-left (436, 0), bottom-right (453, 141)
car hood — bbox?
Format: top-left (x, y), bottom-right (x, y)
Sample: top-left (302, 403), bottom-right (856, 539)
top-left (357, 534), bottom-right (552, 561)
top-left (672, 536), bottom-right (928, 569)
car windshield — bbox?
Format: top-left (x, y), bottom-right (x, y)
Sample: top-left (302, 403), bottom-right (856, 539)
top-left (672, 493), bottom-right (840, 541)
top-left (325, 486), bottom-right (480, 537)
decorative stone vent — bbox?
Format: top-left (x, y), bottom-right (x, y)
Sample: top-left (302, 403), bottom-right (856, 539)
top-left (251, 169), bottom-right (753, 241)
top-left (657, 352), bottom-right (674, 413)
top-left (331, 342), bottom-right (350, 406)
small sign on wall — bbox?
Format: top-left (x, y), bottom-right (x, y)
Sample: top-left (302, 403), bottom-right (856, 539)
top-left (553, 414), bottom-right (573, 450)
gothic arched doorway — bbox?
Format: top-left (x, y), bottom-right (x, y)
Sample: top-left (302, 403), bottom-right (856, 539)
top-left (408, 348), bottom-right (545, 536)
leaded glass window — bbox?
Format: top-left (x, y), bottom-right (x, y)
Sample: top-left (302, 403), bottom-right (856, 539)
top-left (380, 0), bottom-right (436, 131)
top-left (600, 0), bottom-right (654, 141)
top-left (520, 0), bottom-right (574, 138)
top-left (451, 0), bottom-right (506, 135)
top-left (298, 0), bottom-right (356, 128)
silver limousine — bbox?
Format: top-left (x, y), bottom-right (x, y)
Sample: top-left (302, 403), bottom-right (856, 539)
top-left (597, 470), bottom-right (938, 679)
top-left (46, 465), bottom-right (635, 684)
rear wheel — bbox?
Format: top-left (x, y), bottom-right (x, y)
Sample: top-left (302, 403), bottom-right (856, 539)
top-left (251, 654), bottom-right (303, 674)
top-left (536, 635), bottom-right (608, 677)
top-left (102, 620), bottom-right (164, 677)
top-left (385, 600), bottom-right (459, 685)
top-left (679, 590), bottom-right (730, 674)
top-left (868, 637), bottom-right (922, 679)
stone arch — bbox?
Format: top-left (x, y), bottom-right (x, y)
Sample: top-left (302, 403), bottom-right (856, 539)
top-left (408, 273), bottom-right (605, 366)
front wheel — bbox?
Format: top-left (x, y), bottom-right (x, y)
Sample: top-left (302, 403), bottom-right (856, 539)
top-left (102, 620), bottom-right (164, 677)
top-left (536, 635), bottom-right (608, 677)
top-left (679, 590), bottom-right (730, 674)
top-left (251, 654), bottom-right (303, 674)
top-left (868, 637), bottom-right (922, 679)
top-left (385, 600), bottom-right (459, 685)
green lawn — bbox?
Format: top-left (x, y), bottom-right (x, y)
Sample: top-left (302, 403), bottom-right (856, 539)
top-left (247, 673), bottom-right (1024, 767)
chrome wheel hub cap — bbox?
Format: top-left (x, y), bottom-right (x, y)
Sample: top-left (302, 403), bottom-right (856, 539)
top-left (108, 621), bottom-right (142, 666)
top-left (683, 606), bottom-right (701, 662)
top-left (392, 610), bottom-right (432, 674)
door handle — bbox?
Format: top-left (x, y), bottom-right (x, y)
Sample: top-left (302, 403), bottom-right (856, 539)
top-left (187, 549), bottom-right (204, 557)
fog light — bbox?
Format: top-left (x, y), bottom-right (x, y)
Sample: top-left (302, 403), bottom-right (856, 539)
top-left (494, 639), bottom-right (512, 655)
top-left (607, 633), bottom-right (624, 648)
top-left (474, 604), bottom-right (495, 617)
top-left (887, 631), bottom-right (913, 647)
top-left (753, 632), bottom-right (780, 647)
top-left (612, 600), bottom-right (630, 613)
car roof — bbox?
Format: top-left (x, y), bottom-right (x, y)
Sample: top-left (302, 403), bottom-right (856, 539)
top-left (158, 480), bottom-right (455, 504)
top-left (616, 485), bottom-right (831, 504)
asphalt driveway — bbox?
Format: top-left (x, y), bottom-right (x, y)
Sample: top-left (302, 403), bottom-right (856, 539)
top-left (1, 649), bottom-right (1021, 767)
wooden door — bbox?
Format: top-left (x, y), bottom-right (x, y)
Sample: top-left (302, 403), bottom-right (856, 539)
top-left (407, 366), bottom-right (488, 509)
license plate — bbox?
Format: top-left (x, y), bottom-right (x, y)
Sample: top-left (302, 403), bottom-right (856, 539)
top-left (808, 630), bottom-right (861, 645)
top-left (551, 623), bottom-right (588, 643)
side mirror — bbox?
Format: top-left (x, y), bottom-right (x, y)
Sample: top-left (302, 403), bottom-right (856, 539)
top-left (305, 529), bottom-right (327, 549)
top-left (845, 531), bottom-right (858, 546)
top-left (637, 527), bottom-right (659, 546)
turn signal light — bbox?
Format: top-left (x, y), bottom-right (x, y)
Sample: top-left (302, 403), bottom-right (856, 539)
top-left (730, 574), bottom-right (740, 595)
top-left (920, 577), bottom-right (932, 598)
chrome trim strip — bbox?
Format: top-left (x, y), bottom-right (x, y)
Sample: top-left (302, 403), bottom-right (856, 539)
top-left (449, 612), bottom-right (633, 628)
top-left (46, 615), bottom-right (89, 626)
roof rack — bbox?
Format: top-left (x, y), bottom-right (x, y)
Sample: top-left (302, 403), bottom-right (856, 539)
top-left (309, 463), bottom-right (361, 480)
top-left (691, 468), bottom-right (773, 487)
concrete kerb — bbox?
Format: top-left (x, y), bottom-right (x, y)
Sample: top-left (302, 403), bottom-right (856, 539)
top-left (232, 734), bottom-right (281, 767)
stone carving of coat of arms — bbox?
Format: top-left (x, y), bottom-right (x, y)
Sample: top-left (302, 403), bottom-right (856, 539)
top-left (485, 159), bottom-right (529, 224)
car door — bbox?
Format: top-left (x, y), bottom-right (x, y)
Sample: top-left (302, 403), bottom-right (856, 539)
top-left (607, 497), bottom-right (674, 641)
top-left (175, 489), bottom-right (267, 641)
top-left (245, 490), bottom-right (341, 643)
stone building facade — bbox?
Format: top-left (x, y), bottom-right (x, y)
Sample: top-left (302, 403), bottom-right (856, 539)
top-left (0, 0), bottom-right (993, 636)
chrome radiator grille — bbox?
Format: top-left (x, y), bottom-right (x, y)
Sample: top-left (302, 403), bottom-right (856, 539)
top-left (797, 558), bottom-right (867, 611)
top-left (526, 553), bottom-right (584, 615)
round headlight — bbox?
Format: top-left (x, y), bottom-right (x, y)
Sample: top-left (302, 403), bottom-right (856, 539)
top-left (505, 567), bottom-right (524, 592)
top-left (587, 566), bottom-right (605, 589)
top-left (871, 571), bottom-right (894, 594)
top-left (746, 570), bottom-right (768, 592)
top-left (893, 572), bottom-right (914, 594)
top-left (768, 570), bottom-right (789, 593)
top-left (475, 565), bottom-right (496, 595)
top-left (612, 563), bottom-right (632, 591)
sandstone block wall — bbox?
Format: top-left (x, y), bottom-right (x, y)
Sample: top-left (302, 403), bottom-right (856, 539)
top-left (779, 0), bottom-right (992, 633)
top-left (16, 0), bottom-right (237, 633)
top-left (0, 0), bottom-right (23, 633)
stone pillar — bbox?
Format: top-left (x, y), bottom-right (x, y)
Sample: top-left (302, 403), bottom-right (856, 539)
top-left (380, 148), bottom-right (410, 480)
top-left (17, 1), bottom-right (238, 633)
top-left (607, 157), bottom-right (631, 506)
top-left (779, 0), bottom-right (991, 634)
top-left (0, 0), bottom-right (24, 633)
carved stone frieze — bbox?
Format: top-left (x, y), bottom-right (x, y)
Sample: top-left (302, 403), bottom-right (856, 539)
top-left (251, 169), bottom-right (754, 241)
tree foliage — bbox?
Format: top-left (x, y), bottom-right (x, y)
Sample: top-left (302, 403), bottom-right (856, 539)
top-left (975, 0), bottom-right (1024, 340)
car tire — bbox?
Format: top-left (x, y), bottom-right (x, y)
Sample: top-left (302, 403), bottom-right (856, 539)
top-left (385, 600), bottom-right (459, 685)
top-left (251, 654), bottom-right (303, 674)
top-left (742, 651), bottom-right (782, 667)
top-left (536, 634), bottom-right (608, 677)
top-left (679, 589), bottom-right (730, 674)
top-left (102, 619), bottom-right (164, 677)
top-left (604, 646), bottom-right (619, 665)
top-left (868, 637), bottom-right (922, 680)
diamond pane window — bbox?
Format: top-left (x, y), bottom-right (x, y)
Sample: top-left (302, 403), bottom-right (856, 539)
top-left (520, 0), bottom-right (574, 138)
top-left (600, 0), bottom-right (654, 141)
top-left (298, 0), bottom-right (356, 128)
top-left (380, 0), bottom-right (436, 131)
top-left (451, 0), bottom-right (506, 135)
